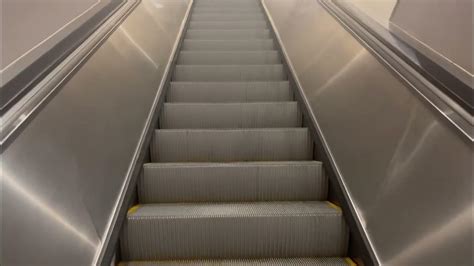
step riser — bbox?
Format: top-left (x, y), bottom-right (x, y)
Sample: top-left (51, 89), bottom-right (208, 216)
top-left (140, 162), bottom-right (327, 203)
top-left (167, 81), bottom-right (292, 102)
top-left (178, 51), bottom-right (280, 65)
top-left (160, 103), bottom-right (300, 129)
top-left (193, 8), bottom-right (262, 13)
top-left (181, 40), bottom-right (275, 51)
top-left (186, 30), bottom-right (270, 40)
top-left (152, 129), bottom-right (313, 162)
top-left (193, 10), bottom-right (262, 15)
top-left (122, 213), bottom-right (347, 260)
top-left (194, 4), bottom-right (260, 9)
top-left (119, 258), bottom-right (349, 266)
top-left (191, 15), bottom-right (265, 22)
top-left (189, 21), bottom-right (268, 30)
top-left (173, 65), bottom-right (286, 81)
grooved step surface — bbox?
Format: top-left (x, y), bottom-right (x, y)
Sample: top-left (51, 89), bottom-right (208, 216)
top-left (193, 8), bottom-right (264, 14)
top-left (140, 161), bottom-right (327, 203)
top-left (121, 0), bottom-right (350, 263)
top-left (121, 202), bottom-right (348, 260)
top-left (195, 1), bottom-right (259, 8)
top-left (152, 128), bottom-right (313, 162)
top-left (119, 257), bottom-right (350, 266)
top-left (191, 14), bottom-right (265, 21)
top-left (194, 10), bottom-right (262, 15)
top-left (181, 39), bottom-right (275, 51)
top-left (186, 29), bottom-right (270, 40)
top-left (160, 102), bottom-right (300, 129)
top-left (178, 51), bottom-right (280, 65)
top-left (168, 81), bottom-right (291, 102)
top-left (173, 65), bottom-right (286, 81)
top-left (189, 21), bottom-right (268, 30)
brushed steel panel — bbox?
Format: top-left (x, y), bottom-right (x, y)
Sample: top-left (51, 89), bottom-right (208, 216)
top-left (263, 0), bottom-right (473, 265)
top-left (1, 0), bottom-right (191, 264)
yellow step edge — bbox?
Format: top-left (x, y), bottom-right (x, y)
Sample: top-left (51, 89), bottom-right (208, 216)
top-left (345, 257), bottom-right (357, 266)
top-left (326, 201), bottom-right (342, 212)
top-left (127, 205), bottom-right (141, 215)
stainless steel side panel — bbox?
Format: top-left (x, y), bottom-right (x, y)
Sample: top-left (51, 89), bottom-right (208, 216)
top-left (1, 0), bottom-right (190, 264)
top-left (262, 0), bottom-right (473, 265)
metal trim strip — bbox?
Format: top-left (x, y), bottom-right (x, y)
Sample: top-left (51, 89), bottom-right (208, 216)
top-left (93, 1), bottom-right (195, 264)
top-left (0, 0), bottom-right (140, 149)
top-left (319, 0), bottom-right (473, 141)
top-left (260, 0), bottom-right (380, 264)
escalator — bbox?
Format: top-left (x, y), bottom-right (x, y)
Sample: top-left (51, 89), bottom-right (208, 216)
top-left (119, 0), bottom-right (354, 265)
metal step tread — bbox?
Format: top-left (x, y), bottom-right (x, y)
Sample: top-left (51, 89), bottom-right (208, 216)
top-left (140, 161), bottom-right (326, 203)
top-left (193, 10), bottom-right (262, 14)
top-left (160, 102), bottom-right (300, 129)
top-left (178, 51), bottom-right (280, 65)
top-left (193, 8), bottom-right (263, 13)
top-left (182, 39), bottom-right (274, 51)
top-left (186, 29), bottom-right (270, 40)
top-left (121, 201), bottom-right (348, 260)
top-left (189, 21), bottom-right (268, 30)
top-left (119, 257), bottom-right (352, 266)
top-left (152, 128), bottom-right (312, 162)
top-left (127, 201), bottom-right (342, 218)
top-left (168, 81), bottom-right (291, 102)
top-left (173, 64), bottom-right (286, 81)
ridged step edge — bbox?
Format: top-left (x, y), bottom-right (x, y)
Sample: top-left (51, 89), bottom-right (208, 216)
top-left (177, 51), bottom-right (280, 65)
top-left (167, 81), bottom-right (292, 103)
top-left (181, 39), bottom-right (275, 51)
top-left (140, 161), bottom-right (327, 203)
top-left (121, 201), bottom-right (348, 260)
top-left (189, 21), bottom-right (268, 30)
top-left (119, 257), bottom-right (354, 265)
top-left (185, 29), bottom-right (271, 40)
top-left (152, 128), bottom-right (313, 162)
top-left (160, 102), bottom-right (301, 129)
top-left (173, 64), bottom-right (287, 81)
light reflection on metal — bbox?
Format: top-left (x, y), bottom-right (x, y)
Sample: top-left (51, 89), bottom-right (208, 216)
top-left (314, 50), bottom-right (365, 97)
top-left (118, 27), bottom-right (159, 69)
top-left (2, 171), bottom-right (98, 249)
top-left (387, 205), bottom-right (474, 265)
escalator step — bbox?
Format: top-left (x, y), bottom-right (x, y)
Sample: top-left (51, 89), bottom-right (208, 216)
top-left (193, 9), bottom-right (261, 14)
top-left (181, 39), bottom-right (275, 51)
top-left (152, 128), bottom-right (312, 162)
top-left (185, 29), bottom-right (270, 40)
top-left (121, 201), bottom-right (349, 260)
top-left (168, 81), bottom-right (291, 102)
top-left (160, 102), bottom-right (300, 129)
top-left (189, 20), bottom-right (267, 30)
top-left (178, 51), bottom-right (280, 65)
top-left (193, 2), bottom-right (261, 8)
top-left (195, 2), bottom-right (259, 8)
top-left (118, 257), bottom-right (351, 265)
top-left (191, 14), bottom-right (265, 22)
top-left (140, 161), bottom-right (327, 203)
top-left (173, 65), bottom-right (286, 81)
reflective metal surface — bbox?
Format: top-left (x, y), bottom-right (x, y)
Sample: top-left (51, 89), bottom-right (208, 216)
top-left (1, 0), bottom-right (191, 264)
top-left (263, 0), bottom-right (473, 265)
